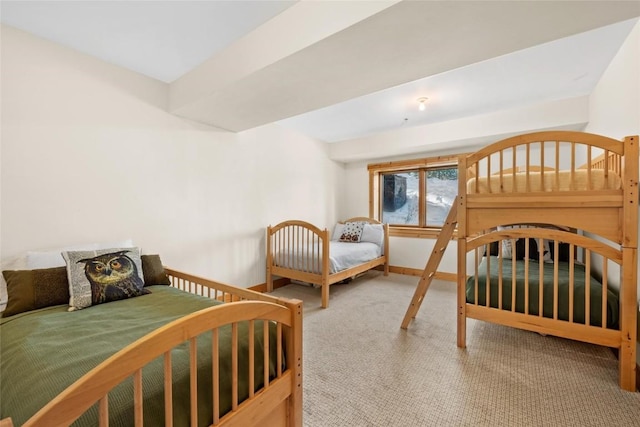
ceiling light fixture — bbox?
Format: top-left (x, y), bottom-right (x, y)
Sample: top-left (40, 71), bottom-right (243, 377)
top-left (417, 97), bottom-right (428, 111)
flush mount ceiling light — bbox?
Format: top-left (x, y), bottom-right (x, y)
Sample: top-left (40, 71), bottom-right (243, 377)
top-left (417, 97), bottom-right (428, 111)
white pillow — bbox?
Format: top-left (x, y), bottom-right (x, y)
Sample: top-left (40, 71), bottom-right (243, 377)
top-left (331, 223), bottom-right (345, 241)
top-left (27, 239), bottom-right (134, 269)
top-left (361, 223), bottom-right (385, 248)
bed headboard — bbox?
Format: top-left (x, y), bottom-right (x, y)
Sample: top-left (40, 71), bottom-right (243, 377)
top-left (457, 131), bottom-right (638, 245)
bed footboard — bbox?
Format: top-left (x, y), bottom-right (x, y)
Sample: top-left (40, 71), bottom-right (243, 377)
top-left (22, 270), bottom-right (303, 427)
top-left (266, 218), bottom-right (388, 308)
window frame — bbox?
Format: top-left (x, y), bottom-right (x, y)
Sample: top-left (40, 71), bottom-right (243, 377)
top-left (368, 154), bottom-right (462, 239)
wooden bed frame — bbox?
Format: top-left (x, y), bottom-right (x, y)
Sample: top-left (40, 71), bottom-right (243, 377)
top-left (5, 268), bottom-right (303, 427)
top-left (266, 217), bottom-right (389, 308)
top-left (457, 131), bottom-right (638, 391)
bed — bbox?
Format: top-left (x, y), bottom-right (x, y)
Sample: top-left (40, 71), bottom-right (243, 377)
top-left (457, 131), bottom-right (638, 391)
top-left (266, 217), bottom-right (389, 308)
top-left (0, 265), bottom-right (303, 426)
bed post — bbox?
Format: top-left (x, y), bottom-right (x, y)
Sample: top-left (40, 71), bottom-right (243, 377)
top-left (266, 225), bottom-right (274, 292)
top-left (457, 155), bottom-right (468, 348)
top-left (383, 223), bottom-right (390, 276)
top-left (620, 135), bottom-right (638, 391)
top-left (321, 228), bottom-right (330, 308)
top-left (284, 298), bottom-right (303, 427)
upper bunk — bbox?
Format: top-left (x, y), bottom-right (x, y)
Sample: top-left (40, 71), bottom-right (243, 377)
top-left (457, 131), bottom-right (638, 246)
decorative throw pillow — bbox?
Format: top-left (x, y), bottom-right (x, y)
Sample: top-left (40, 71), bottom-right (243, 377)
top-left (62, 247), bottom-right (148, 311)
top-left (1, 267), bottom-right (70, 317)
top-left (339, 221), bottom-right (366, 242)
top-left (141, 254), bottom-right (171, 286)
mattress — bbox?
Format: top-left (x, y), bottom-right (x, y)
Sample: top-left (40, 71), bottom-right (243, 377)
top-left (0, 285), bottom-right (280, 426)
top-left (274, 241), bottom-right (382, 274)
top-left (465, 256), bottom-right (619, 329)
top-left (467, 169), bottom-right (622, 194)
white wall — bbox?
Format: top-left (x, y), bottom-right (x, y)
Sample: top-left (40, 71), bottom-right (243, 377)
top-left (582, 20), bottom-right (640, 362)
top-left (0, 25), bottom-right (344, 289)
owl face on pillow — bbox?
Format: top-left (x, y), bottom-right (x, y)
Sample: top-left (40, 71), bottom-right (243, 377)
top-left (77, 251), bottom-right (145, 304)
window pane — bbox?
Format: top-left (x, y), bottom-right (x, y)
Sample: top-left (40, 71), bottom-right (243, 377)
top-left (426, 168), bottom-right (458, 227)
top-left (381, 172), bottom-right (418, 225)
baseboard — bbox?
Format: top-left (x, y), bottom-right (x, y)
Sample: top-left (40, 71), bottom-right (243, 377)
top-left (249, 278), bottom-right (291, 293)
top-left (386, 265), bottom-right (456, 282)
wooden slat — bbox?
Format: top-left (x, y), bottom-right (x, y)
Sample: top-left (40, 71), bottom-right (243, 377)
top-left (212, 328), bottom-right (220, 425)
top-left (190, 338), bottom-right (197, 427)
top-left (264, 320), bottom-right (270, 388)
top-left (134, 370), bottom-right (143, 427)
top-left (164, 352), bottom-right (173, 427)
top-left (99, 396), bottom-right (108, 427)
top-left (231, 323), bottom-right (238, 411)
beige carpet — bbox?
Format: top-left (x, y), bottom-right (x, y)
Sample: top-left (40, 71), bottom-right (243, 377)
top-left (270, 272), bottom-right (640, 427)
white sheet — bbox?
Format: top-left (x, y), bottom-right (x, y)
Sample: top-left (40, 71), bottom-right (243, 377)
top-left (274, 241), bottom-right (382, 274)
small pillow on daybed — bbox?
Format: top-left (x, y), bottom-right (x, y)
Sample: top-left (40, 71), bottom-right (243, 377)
top-left (141, 254), bottom-right (171, 286)
top-left (62, 247), bottom-right (149, 311)
top-left (338, 221), bottom-right (367, 242)
top-left (361, 223), bottom-right (385, 247)
top-left (1, 266), bottom-right (70, 317)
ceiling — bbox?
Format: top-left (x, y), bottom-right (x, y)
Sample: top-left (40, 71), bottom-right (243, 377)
top-left (2, 1), bottom-right (639, 147)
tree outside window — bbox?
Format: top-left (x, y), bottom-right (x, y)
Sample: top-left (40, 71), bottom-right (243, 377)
top-left (369, 155), bottom-right (460, 238)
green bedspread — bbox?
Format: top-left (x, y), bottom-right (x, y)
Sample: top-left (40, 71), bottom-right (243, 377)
top-left (0, 285), bottom-right (280, 426)
top-left (466, 256), bottom-right (619, 329)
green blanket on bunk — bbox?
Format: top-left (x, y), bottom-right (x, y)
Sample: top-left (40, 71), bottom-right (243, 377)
top-left (0, 285), bottom-right (279, 427)
top-left (466, 256), bottom-right (619, 329)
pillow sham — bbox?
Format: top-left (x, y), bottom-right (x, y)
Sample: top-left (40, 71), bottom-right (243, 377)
top-left (27, 239), bottom-right (134, 269)
top-left (62, 247), bottom-right (148, 311)
top-left (496, 225), bottom-right (568, 262)
top-left (331, 223), bottom-right (345, 241)
top-left (141, 254), bottom-right (171, 286)
top-left (1, 266), bottom-right (69, 317)
top-left (496, 225), bottom-right (539, 260)
top-left (339, 221), bottom-right (366, 243)
top-left (360, 223), bottom-right (385, 248)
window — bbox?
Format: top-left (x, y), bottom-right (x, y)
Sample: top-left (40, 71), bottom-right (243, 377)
top-left (368, 155), bottom-right (460, 238)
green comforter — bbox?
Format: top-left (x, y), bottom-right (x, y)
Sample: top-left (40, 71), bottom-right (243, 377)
top-left (0, 285), bottom-right (279, 426)
top-left (466, 256), bottom-right (619, 329)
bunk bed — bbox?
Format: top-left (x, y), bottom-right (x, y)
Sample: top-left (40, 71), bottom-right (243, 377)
top-left (266, 218), bottom-right (389, 308)
top-left (0, 267), bottom-right (303, 426)
top-left (457, 131), bottom-right (638, 391)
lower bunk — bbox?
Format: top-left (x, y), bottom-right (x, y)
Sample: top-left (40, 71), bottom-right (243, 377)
top-left (266, 218), bottom-right (389, 308)
top-left (0, 268), bottom-right (303, 427)
top-left (459, 227), bottom-right (635, 390)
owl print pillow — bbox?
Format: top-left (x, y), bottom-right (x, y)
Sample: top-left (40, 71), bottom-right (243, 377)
top-left (62, 247), bottom-right (149, 311)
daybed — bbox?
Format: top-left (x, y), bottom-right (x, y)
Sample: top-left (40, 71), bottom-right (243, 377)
top-left (457, 130), bottom-right (638, 391)
top-left (0, 260), bottom-right (303, 426)
top-left (266, 218), bottom-right (389, 308)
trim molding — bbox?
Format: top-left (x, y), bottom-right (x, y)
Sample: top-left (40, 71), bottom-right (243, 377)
top-left (637, 363), bottom-right (639, 392)
top-left (249, 277), bottom-right (291, 293)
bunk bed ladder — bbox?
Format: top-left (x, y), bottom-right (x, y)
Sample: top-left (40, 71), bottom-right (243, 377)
top-left (401, 197), bottom-right (458, 329)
